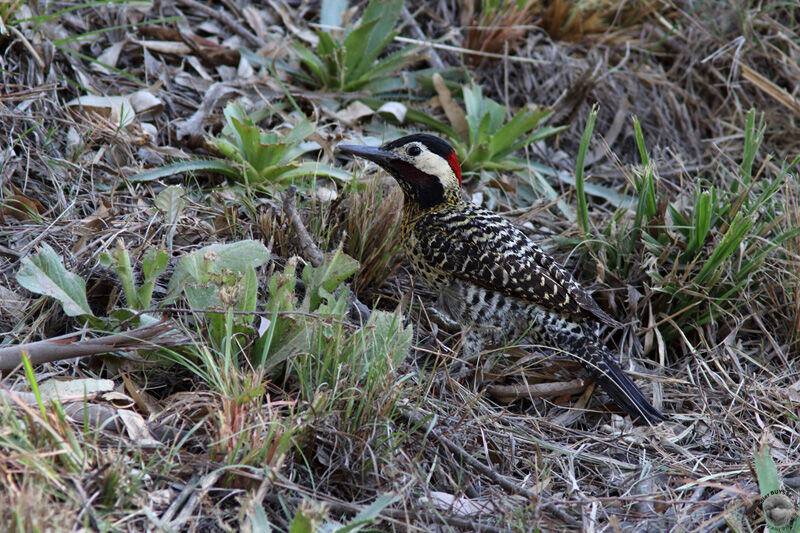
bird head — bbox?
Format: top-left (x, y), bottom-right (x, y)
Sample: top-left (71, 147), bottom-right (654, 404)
top-left (338, 134), bottom-right (462, 209)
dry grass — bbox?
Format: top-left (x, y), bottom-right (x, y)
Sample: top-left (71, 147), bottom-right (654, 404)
top-left (462, 0), bottom-right (662, 59)
top-left (339, 178), bottom-right (404, 296)
top-left (1, 0), bottom-right (799, 531)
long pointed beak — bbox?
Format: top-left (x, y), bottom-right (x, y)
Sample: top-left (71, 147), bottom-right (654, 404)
top-left (337, 144), bottom-right (399, 168)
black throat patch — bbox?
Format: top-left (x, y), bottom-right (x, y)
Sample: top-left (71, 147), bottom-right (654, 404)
top-left (389, 161), bottom-right (445, 209)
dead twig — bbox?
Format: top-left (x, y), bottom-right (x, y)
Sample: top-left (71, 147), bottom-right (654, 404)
top-left (282, 185), bottom-right (324, 267)
top-left (176, 0), bottom-right (264, 48)
top-left (0, 321), bottom-right (185, 371)
top-left (486, 377), bottom-right (588, 402)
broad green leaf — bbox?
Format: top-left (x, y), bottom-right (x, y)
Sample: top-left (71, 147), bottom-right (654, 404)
top-left (317, 30), bottom-right (338, 60)
top-left (355, 46), bottom-right (421, 91)
top-left (463, 85), bottom-right (484, 146)
top-left (214, 137), bottom-right (247, 164)
top-left (523, 124), bottom-right (563, 144)
top-left (184, 240), bottom-right (270, 280)
top-left (231, 118), bottom-right (283, 172)
top-left (284, 119), bottom-right (315, 145)
top-left (288, 508), bottom-right (314, 533)
top-left (154, 185), bottom-right (185, 226)
top-left (128, 159), bottom-right (240, 183)
top-left (352, 27), bottom-right (400, 82)
top-left (165, 240), bottom-right (270, 302)
top-left (342, 17), bottom-right (381, 78)
top-left (314, 284), bottom-right (350, 317)
top-left (16, 243), bottom-right (94, 317)
top-left (221, 101), bottom-right (269, 135)
top-left (302, 245), bottom-right (359, 312)
top-left (240, 266), bottom-right (259, 313)
top-left (363, 311), bottom-right (412, 366)
top-left (489, 110), bottom-right (537, 158)
top-left (259, 163), bottom-right (302, 183)
top-left (294, 41), bottom-right (327, 83)
top-left (155, 185), bottom-right (186, 250)
top-left (282, 140), bottom-right (323, 165)
top-left (183, 285), bottom-right (220, 311)
top-left (402, 108), bottom-right (458, 139)
top-left (355, 0), bottom-right (403, 77)
top-left (276, 161), bottom-right (353, 182)
top-left (359, 74), bottom-right (411, 95)
top-left (256, 260), bottom-right (299, 368)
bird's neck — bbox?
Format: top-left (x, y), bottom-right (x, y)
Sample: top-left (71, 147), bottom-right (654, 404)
top-left (402, 188), bottom-right (466, 220)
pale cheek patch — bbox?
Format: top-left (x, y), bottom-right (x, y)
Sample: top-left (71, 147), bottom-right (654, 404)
top-left (405, 151), bottom-right (460, 190)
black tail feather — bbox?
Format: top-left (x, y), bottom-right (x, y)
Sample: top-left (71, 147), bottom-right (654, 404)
top-left (575, 344), bottom-right (667, 425)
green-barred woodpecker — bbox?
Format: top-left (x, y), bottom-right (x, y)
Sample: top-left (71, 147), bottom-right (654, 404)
top-left (339, 134), bottom-right (666, 425)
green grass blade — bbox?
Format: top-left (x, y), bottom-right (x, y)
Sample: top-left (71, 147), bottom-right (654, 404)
top-left (128, 159), bottom-right (241, 183)
top-left (632, 116), bottom-right (650, 168)
top-left (574, 104), bottom-right (598, 237)
top-left (739, 108), bottom-right (765, 190)
top-left (693, 213), bottom-right (754, 287)
top-left (21, 353), bottom-right (47, 419)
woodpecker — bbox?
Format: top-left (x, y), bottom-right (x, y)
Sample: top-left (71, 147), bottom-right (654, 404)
top-left (338, 134), bottom-right (667, 425)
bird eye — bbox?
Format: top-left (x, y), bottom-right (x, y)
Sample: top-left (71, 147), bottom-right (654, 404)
top-left (407, 145), bottom-right (421, 156)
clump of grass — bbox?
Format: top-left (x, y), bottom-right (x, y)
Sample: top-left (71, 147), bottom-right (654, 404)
top-left (406, 81), bottom-right (562, 175)
top-left (463, 0), bottom-right (661, 53)
top-left (341, 178), bottom-right (404, 296)
top-left (539, 0), bottom-right (659, 42)
top-left (570, 108), bottom-right (800, 344)
top-left (130, 102), bottom-right (348, 193)
top-left (463, 0), bottom-right (536, 62)
top-left (208, 388), bottom-right (294, 471)
top-left (0, 363), bottom-right (153, 529)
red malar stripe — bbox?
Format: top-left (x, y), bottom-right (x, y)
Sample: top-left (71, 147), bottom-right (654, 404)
top-left (446, 151), bottom-right (462, 186)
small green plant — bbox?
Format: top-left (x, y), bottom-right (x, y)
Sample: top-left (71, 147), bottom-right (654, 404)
top-left (129, 102), bottom-right (348, 191)
top-left (290, 0), bottom-right (421, 95)
top-left (15, 237), bottom-right (270, 335)
top-left (255, 245), bottom-right (412, 434)
top-left (99, 240), bottom-right (169, 324)
top-left (164, 239), bottom-right (270, 348)
top-left (405, 83), bottom-right (563, 174)
top-left (16, 242), bottom-right (96, 322)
